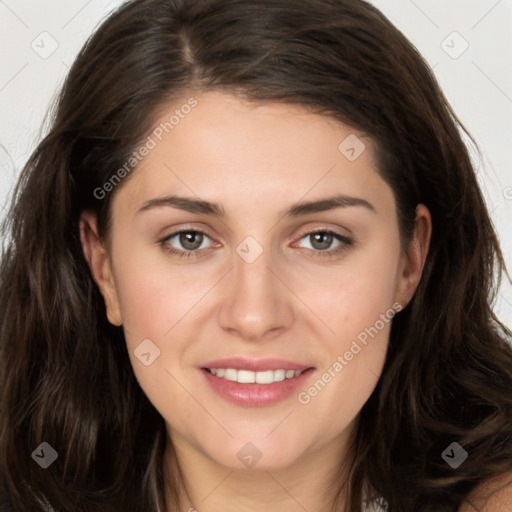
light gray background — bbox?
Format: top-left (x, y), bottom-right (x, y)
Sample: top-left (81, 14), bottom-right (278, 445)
top-left (0, 0), bottom-right (511, 329)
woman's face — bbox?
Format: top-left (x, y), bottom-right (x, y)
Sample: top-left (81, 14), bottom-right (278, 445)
top-left (81, 90), bottom-right (429, 472)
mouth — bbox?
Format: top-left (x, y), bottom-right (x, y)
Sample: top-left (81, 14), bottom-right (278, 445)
top-left (200, 357), bottom-right (315, 407)
top-left (204, 367), bottom-right (305, 384)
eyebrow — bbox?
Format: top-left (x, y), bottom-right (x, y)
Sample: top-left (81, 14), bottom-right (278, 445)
top-left (137, 193), bottom-right (376, 218)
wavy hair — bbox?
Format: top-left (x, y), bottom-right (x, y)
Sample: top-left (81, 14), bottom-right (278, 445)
top-left (1, 0), bottom-right (511, 511)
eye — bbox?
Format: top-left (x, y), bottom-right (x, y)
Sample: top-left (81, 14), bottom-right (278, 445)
top-left (293, 229), bottom-right (353, 258)
top-left (159, 228), bottom-right (353, 260)
top-left (160, 229), bottom-right (216, 259)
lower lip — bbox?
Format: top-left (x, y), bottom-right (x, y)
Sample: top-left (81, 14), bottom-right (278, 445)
top-left (201, 368), bottom-right (314, 407)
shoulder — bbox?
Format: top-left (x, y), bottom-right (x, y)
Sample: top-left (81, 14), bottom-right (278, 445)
top-left (459, 472), bottom-right (512, 512)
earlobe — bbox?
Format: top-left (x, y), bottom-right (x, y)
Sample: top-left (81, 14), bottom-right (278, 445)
top-left (79, 211), bottom-right (123, 326)
top-left (394, 204), bottom-right (432, 308)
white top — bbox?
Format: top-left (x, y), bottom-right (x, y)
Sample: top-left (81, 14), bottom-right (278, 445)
top-left (362, 484), bottom-right (387, 511)
top-left (364, 501), bottom-right (386, 511)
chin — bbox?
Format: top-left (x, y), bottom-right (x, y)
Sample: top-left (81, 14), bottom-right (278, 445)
top-left (202, 436), bottom-right (310, 472)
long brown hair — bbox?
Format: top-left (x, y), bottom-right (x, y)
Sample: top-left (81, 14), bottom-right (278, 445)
top-left (1, 1), bottom-right (511, 511)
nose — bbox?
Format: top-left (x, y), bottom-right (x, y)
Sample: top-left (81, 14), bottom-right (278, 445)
top-left (217, 238), bottom-right (295, 342)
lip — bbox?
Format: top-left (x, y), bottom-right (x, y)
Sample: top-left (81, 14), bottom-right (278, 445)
top-left (201, 357), bottom-right (311, 372)
top-left (200, 357), bottom-right (315, 407)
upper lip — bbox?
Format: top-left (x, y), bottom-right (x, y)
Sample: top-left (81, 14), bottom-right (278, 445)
top-left (201, 357), bottom-right (313, 372)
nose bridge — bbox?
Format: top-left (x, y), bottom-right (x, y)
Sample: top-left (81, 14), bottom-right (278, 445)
top-left (218, 233), bottom-right (294, 340)
top-left (232, 233), bottom-right (280, 309)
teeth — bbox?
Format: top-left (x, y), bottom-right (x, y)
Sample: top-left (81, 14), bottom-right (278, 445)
top-left (256, 370), bottom-right (273, 384)
top-left (207, 368), bottom-right (304, 384)
top-left (237, 370), bottom-right (255, 384)
top-left (224, 368), bottom-right (237, 382)
top-left (274, 369), bottom-right (285, 382)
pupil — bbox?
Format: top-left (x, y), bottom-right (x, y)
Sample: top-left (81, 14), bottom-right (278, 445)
top-left (182, 232), bottom-right (202, 250)
top-left (313, 233), bottom-right (332, 250)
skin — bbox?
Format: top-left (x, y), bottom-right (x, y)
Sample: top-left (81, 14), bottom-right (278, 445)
top-left (80, 90), bottom-right (432, 511)
top-left (463, 473), bottom-right (512, 512)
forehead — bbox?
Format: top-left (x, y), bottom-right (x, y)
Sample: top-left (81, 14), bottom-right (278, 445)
top-left (111, 90), bottom-right (394, 220)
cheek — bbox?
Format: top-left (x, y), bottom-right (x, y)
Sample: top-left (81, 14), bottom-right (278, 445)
top-left (110, 252), bottom-right (202, 433)
top-left (111, 244), bottom-right (209, 347)
top-left (293, 240), bottom-right (400, 424)
top-left (301, 235), bottom-right (401, 349)
top-left (106, 241), bottom-right (199, 395)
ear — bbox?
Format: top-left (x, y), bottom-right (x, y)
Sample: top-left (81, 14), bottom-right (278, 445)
top-left (79, 211), bottom-right (123, 326)
top-left (394, 204), bottom-right (432, 308)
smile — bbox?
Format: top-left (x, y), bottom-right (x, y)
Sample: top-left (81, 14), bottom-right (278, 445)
top-left (200, 358), bottom-right (314, 407)
top-left (206, 368), bottom-right (304, 384)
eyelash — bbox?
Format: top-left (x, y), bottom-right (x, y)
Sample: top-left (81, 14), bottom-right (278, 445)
top-left (159, 228), bottom-right (354, 260)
